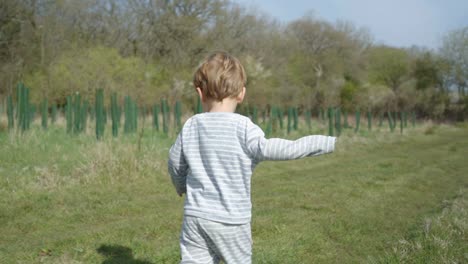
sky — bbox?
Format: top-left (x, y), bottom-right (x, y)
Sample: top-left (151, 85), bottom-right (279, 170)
top-left (233, 0), bottom-right (468, 49)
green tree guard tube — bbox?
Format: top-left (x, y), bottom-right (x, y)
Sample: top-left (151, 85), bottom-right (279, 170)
top-left (15, 83), bottom-right (21, 121)
top-left (328, 107), bottom-right (334, 136)
top-left (287, 107), bottom-right (293, 134)
top-left (131, 99), bottom-right (136, 133)
top-left (335, 107), bottom-right (341, 136)
top-left (117, 104), bottom-right (122, 128)
top-left (277, 107), bottom-right (284, 129)
top-left (354, 110), bottom-right (360, 133)
top-left (162, 98), bottom-right (168, 134)
top-left (16, 83), bottom-right (25, 122)
top-left (95, 89), bottom-right (105, 140)
top-left (81, 101), bottom-right (89, 133)
top-left (252, 107), bottom-right (258, 124)
top-left (142, 106), bottom-right (147, 126)
top-left (111, 92), bottom-right (119, 137)
top-left (293, 107), bottom-right (298, 130)
top-left (124, 96), bottom-right (131, 134)
top-left (41, 99), bottom-right (48, 130)
top-left (343, 110), bottom-right (349, 129)
top-left (66, 96), bottom-right (73, 134)
top-left (175, 101), bottom-right (182, 129)
top-left (73, 94), bottom-right (81, 133)
top-left (7, 95), bottom-right (14, 130)
top-left (196, 97), bottom-right (202, 114)
top-left (18, 84), bottom-right (30, 132)
top-left (132, 101), bottom-right (138, 133)
top-left (271, 106), bottom-right (277, 133)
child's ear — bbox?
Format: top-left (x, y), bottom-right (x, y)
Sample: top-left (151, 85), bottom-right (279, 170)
top-left (196, 87), bottom-right (204, 102)
top-left (237, 87), bottom-right (246, 103)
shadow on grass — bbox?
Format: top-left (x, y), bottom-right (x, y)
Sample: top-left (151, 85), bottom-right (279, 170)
top-left (97, 244), bottom-right (153, 264)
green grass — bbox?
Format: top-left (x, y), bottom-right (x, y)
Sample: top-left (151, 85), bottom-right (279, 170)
top-left (0, 120), bottom-right (467, 263)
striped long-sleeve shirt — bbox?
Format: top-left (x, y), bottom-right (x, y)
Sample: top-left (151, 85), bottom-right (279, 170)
top-left (168, 112), bottom-right (336, 224)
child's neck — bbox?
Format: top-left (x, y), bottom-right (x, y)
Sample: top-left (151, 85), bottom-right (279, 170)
top-left (203, 97), bottom-right (238, 113)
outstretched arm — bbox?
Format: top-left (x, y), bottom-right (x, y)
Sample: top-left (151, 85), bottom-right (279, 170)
top-left (245, 121), bottom-right (336, 161)
top-left (168, 133), bottom-right (188, 196)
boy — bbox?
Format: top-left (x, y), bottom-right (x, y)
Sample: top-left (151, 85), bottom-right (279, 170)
top-left (168, 51), bottom-right (336, 263)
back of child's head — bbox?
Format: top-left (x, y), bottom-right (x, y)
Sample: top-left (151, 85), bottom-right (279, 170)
top-left (193, 51), bottom-right (246, 101)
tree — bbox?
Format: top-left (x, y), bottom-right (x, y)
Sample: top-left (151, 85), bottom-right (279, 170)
top-left (368, 46), bottom-right (411, 110)
top-left (284, 15), bottom-right (340, 107)
top-left (0, 0), bottom-right (41, 95)
top-left (440, 26), bottom-right (468, 98)
top-left (413, 52), bottom-right (443, 90)
top-left (369, 46), bottom-right (410, 92)
top-left (126, 0), bottom-right (225, 67)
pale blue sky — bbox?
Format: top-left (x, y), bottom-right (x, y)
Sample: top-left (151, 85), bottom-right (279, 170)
top-left (233, 0), bottom-right (468, 49)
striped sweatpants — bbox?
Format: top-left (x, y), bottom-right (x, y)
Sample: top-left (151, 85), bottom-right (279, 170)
top-left (180, 216), bottom-right (252, 264)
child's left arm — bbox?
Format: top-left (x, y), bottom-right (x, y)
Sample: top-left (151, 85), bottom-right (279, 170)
top-left (255, 135), bottom-right (336, 161)
top-left (244, 120), bottom-right (336, 161)
top-left (168, 133), bottom-right (188, 196)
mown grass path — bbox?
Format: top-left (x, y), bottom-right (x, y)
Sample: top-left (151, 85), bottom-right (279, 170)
top-left (0, 123), bottom-right (467, 263)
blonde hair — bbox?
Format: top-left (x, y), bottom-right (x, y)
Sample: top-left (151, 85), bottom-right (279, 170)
top-left (193, 51), bottom-right (246, 101)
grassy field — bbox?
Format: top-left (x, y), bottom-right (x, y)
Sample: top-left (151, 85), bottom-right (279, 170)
top-left (0, 120), bottom-right (467, 263)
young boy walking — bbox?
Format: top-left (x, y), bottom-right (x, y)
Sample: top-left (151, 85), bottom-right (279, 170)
top-left (168, 51), bottom-right (336, 263)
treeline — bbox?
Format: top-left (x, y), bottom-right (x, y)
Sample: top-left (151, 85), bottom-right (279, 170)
top-left (0, 0), bottom-right (467, 120)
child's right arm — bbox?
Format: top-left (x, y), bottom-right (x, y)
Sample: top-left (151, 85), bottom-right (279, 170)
top-left (168, 133), bottom-right (188, 196)
top-left (245, 121), bottom-right (336, 161)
